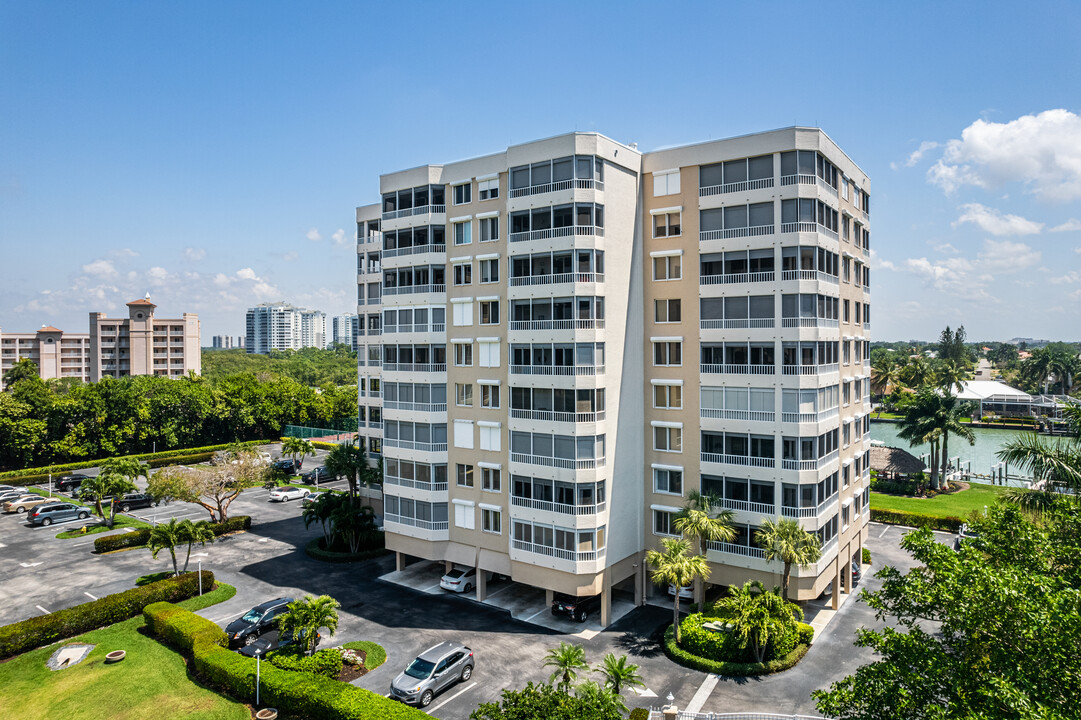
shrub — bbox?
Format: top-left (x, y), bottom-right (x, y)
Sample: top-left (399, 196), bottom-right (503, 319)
top-left (269, 647), bottom-right (343, 678)
top-left (663, 624), bottom-right (809, 676)
top-left (862, 547), bottom-right (872, 565)
top-left (94, 516), bottom-right (251, 552)
top-left (677, 612), bottom-right (800, 663)
top-left (869, 508), bottom-right (964, 532)
top-left (797, 622), bottom-right (815, 645)
top-left (629, 710), bottom-right (651, 720)
top-left (342, 641), bottom-right (386, 670)
top-left (0, 571), bottom-right (212, 660)
top-left (305, 536), bottom-right (389, 564)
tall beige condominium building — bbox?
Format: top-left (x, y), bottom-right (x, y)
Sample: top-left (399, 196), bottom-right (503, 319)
top-left (89, 297), bottom-right (201, 380)
top-left (357, 128), bottom-right (871, 625)
top-left (355, 203), bottom-right (385, 505)
top-left (0, 326), bottom-right (91, 381)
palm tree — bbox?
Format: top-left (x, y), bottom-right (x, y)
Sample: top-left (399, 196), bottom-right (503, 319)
top-left (714, 580), bottom-right (803, 663)
top-left (998, 433), bottom-right (1081, 494)
top-left (897, 388), bottom-right (943, 489)
top-left (594, 653), bottom-right (644, 697)
top-left (79, 461), bottom-right (140, 527)
top-left (1050, 352), bottom-right (1080, 395)
top-left (934, 360), bottom-right (970, 396)
top-left (936, 393), bottom-right (976, 490)
top-left (302, 490), bottom-right (343, 548)
top-left (901, 355), bottom-right (933, 389)
top-left (645, 537), bottom-right (710, 644)
top-left (281, 436), bottom-right (316, 472)
top-left (574, 680), bottom-right (628, 713)
top-left (148, 518), bottom-right (184, 576)
top-left (673, 490), bottom-right (734, 612)
top-left (870, 355), bottom-right (900, 397)
top-left (278, 594), bottom-right (340, 656)
top-left (178, 520), bottom-right (216, 573)
top-left (543, 642), bottom-right (589, 690)
top-left (1022, 347), bottom-right (1056, 395)
top-left (755, 518), bottom-right (822, 602)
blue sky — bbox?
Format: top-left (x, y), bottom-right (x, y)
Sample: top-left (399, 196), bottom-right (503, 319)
top-left (2, 1), bottom-right (1079, 342)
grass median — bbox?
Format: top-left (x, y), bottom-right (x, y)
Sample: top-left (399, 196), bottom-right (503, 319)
top-left (871, 482), bottom-right (1010, 519)
top-left (56, 514), bottom-right (152, 539)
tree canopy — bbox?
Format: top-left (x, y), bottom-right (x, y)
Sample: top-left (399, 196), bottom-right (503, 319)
top-left (200, 346), bottom-right (359, 386)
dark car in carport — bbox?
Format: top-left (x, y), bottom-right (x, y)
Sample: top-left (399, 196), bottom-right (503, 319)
top-left (551, 592), bottom-right (602, 623)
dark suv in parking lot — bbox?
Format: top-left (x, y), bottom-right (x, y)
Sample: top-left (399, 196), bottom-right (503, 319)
top-left (551, 592), bottom-right (602, 623)
top-left (56, 474), bottom-right (91, 493)
top-left (272, 459), bottom-right (302, 474)
top-left (114, 493), bottom-right (158, 512)
top-left (224, 597), bottom-right (295, 648)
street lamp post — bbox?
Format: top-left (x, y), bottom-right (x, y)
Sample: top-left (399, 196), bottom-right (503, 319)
top-left (255, 648), bottom-right (263, 707)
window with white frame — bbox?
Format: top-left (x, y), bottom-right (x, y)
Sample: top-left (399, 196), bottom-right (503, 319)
top-left (653, 382), bottom-right (682, 409)
top-left (456, 463), bottom-right (474, 487)
top-left (455, 383), bottom-right (473, 407)
top-left (479, 423), bottom-right (501, 452)
top-left (842, 176), bottom-right (850, 201)
top-left (478, 178), bottom-right (499, 201)
top-left (480, 300), bottom-right (500, 325)
top-left (653, 340), bottom-right (682, 366)
top-left (454, 343), bottom-right (473, 366)
top-left (653, 467), bottom-right (683, 495)
top-left (652, 254), bottom-right (682, 280)
top-left (453, 183), bottom-right (472, 205)
top-left (480, 258), bottom-right (499, 283)
top-left (453, 220), bottom-right (472, 245)
top-left (478, 340), bottom-right (500, 367)
top-left (653, 169), bottom-right (680, 196)
top-left (481, 466), bottom-right (501, 491)
top-left (653, 425), bottom-right (682, 452)
top-left (479, 216), bottom-right (499, 242)
top-left (653, 211), bottom-right (682, 238)
top-left (655, 299), bottom-right (681, 323)
top-left (653, 509), bottom-right (679, 536)
top-left (454, 501), bottom-right (475, 529)
top-left (480, 382), bottom-right (500, 409)
top-left (453, 263), bottom-right (472, 286)
top-left (453, 420), bottom-right (474, 449)
top-left (482, 508), bottom-right (501, 534)
top-left (452, 301), bottom-right (474, 327)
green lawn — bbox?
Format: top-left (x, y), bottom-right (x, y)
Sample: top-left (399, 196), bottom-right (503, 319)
top-left (0, 583), bottom-right (244, 720)
top-left (343, 640), bottom-right (387, 671)
top-left (56, 514), bottom-right (152, 539)
top-left (871, 483), bottom-right (1011, 518)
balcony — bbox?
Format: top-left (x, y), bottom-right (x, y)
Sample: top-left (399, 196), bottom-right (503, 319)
top-left (383, 476), bottom-right (448, 493)
top-left (509, 178), bottom-right (603, 199)
top-left (382, 244), bottom-right (446, 259)
top-left (781, 269), bottom-right (839, 284)
top-left (511, 538), bottom-right (604, 562)
top-left (511, 453), bottom-right (604, 470)
top-left (700, 319), bottom-right (775, 330)
top-left (705, 540), bottom-right (766, 559)
top-left (700, 364), bottom-right (775, 376)
top-left (781, 505), bottom-right (817, 519)
top-left (780, 221), bottom-right (838, 241)
top-left (509, 319), bottom-right (604, 331)
top-left (699, 177), bottom-right (775, 197)
top-left (510, 409), bottom-right (605, 423)
top-left (509, 272), bottom-right (604, 287)
top-left (781, 318), bottom-right (839, 329)
top-left (383, 401), bottom-right (448, 413)
top-left (701, 409), bottom-right (775, 422)
top-left (509, 225), bottom-right (604, 243)
top-left (700, 271), bottom-right (775, 285)
top-left (781, 363), bottom-right (839, 376)
top-left (782, 450), bottom-right (839, 471)
top-left (381, 204), bottom-right (446, 222)
top-left (511, 496), bottom-right (607, 516)
top-left (700, 225), bottom-right (774, 241)
top-left (384, 513), bottom-right (449, 531)
top-left (381, 363), bottom-right (446, 373)
top-left (382, 284), bottom-right (446, 297)
top-left (510, 364), bottom-right (604, 376)
top-left (382, 438), bottom-right (448, 453)
top-left (781, 408), bottom-right (839, 423)
top-left (383, 323), bottom-right (446, 335)
top-left (719, 497), bottom-right (775, 515)
top-left (700, 452), bottom-right (775, 469)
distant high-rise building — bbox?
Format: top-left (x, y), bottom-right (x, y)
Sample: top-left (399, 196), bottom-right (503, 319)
top-left (211, 334), bottom-right (240, 349)
top-left (330, 314), bottom-right (361, 351)
top-left (244, 302), bottom-right (326, 354)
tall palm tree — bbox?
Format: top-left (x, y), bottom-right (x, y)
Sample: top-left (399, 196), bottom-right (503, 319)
top-left (148, 518), bottom-right (184, 576)
top-left (302, 491), bottom-right (343, 547)
top-left (281, 436), bottom-right (316, 472)
top-left (645, 537), bottom-right (710, 644)
top-left (278, 594), bottom-right (340, 656)
top-left (673, 490), bottom-right (734, 612)
top-left (901, 355), bottom-right (933, 389)
top-left (897, 388), bottom-right (943, 489)
top-left (937, 393), bottom-right (976, 490)
top-left (178, 519), bottom-right (216, 573)
top-left (870, 355), bottom-right (900, 397)
top-left (543, 642), bottom-right (589, 690)
top-left (934, 360), bottom-right (970, 396)
top-left (79, 463), bottom-right (139, 528)
top-left (1022, 347), bottom-right (1056, 395)
top-left (755, 518), bottom-right (822, 602)
top-left (1050, 353), bottom-right (1080, 395)
top-left (594, 653), bottom-right (644, 697)
top-left (998, 433), bottom-right (1081, 494)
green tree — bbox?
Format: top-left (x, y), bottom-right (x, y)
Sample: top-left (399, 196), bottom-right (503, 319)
top-left (870, 354), bottom-right (901, 397)
top-left (755, 517), bottom-right (822, 602)
top-left (470, 682), bottom-right (624, 720)
top-left (543, 642), bottom-right (589, 691)
top-left (323, 440), bottom-right (380, 503)
top-left (1022, 347), bottom-right (1057, 395)
top-left (302, 490), bottom-right (343, 547)
top-left (713, 580), bottom-right (803, 663)
top-left (178, 519), bottom-right (215, 572)
top-left (278, 594), bottom-right (340, 656)
top-left (896, 388), bottom-right (943, 489)
top-left (330, 502), bottom-right (379, 553)
top-left (935, 392), bottom-right (976, 490)
top-left (594, 652), bottom-right (644, 697)
top-left (147, 518), bottom-right (185, 576)
top-left (645, 537), bottom-right (710, 644)
top-left (673, 490), bottom-right (734, 612)
top-left (2, 359), bottom-right (40, 389)
top-left (812, 503), bottom-right (1081, 720)
top-left (998, 406), bottom-right (1081, 494)
top-left (147, 447), bottom-right (266, 521)
top-left (281, 436), bottom-right (316, 472)
top-left (79, 471), bottom-right (137, 527)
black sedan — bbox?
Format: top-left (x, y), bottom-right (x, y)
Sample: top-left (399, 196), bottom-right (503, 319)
top-left (301, 466), bottom-right (334, 484)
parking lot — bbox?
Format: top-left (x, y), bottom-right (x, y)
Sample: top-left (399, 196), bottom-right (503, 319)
top-left (0, 454), bottom-right (941, 720)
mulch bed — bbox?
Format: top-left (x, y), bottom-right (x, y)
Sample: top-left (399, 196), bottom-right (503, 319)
top-left (337, 649), bottom-right (368, 683)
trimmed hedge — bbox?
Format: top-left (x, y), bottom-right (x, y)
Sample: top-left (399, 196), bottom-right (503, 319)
top-left (863, 547), bottom-right (872, 565)
top-left (145, 602), bottom-right (427, 719)
top-left (0, 440), bottom-right (267, 484)
top-left (0, 571), bottom-right (212, 660)
top-left (677, 613), bottom-right (805, 664)
top-left (94, 515), bottom-right (252, 553)
top-left (870, 508), bottom-right (964, 532)
top-left (629, 710), bottom-right (650, 720)
top-left (663, 623), bottom-right (810, 676)
top-left (305, 536), bottom-right (389, 564)
top-left (269, 647), bottom-right (344, 678)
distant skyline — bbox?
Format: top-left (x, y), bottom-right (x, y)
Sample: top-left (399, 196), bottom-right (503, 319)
top-left (2, 1), bottom-right (1079, 342)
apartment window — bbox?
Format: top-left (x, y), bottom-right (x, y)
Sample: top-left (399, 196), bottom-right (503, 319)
top-left (653, 212), bottom-right (682, 238)
top-left (842, 176), bottom-right (850, 201)
top-left (843, 421), bottom-right (851, 447)
top-left (482, 508), bottom-right (502, 534)
top-left (480, 216), bottom-right (499, 242)
top-left (481, 383), bottom-right (500, 409)
top-left (478, 340), bottom-right (500, 367)
top-left (654, 468), bottom-right (683, 495)
top-left (454, 501), bottom-right (475, 529)
top-left (452, 302), bottom-right (474, 327)
top-left (454, 221), bottom-right (472, 245)
top-left (453, 183), bottom-right (472, 205)
top-left (843, 300), bottom-right (851, 324)
top-left (454, 343), bottom-right (473, 366)
top-left (478, 178), bottom-right (499, 201)
top-left (454, 419), bottom-right (474, 449)
top-left (480, 300), bottom-right (500, 325)
top-left (457, 463), bottom-right (475, 487)
top-left (654, 425), bottom-right (683, 453)
top-left (453, 264), bottom-right (472, 286)
top-left (653, 169), bottom-right (680, 196)
top-left (653, 341), bottom-right (682, 366)
top-left (843, 380), bottom-right (852, 405)
top-left (653, 509), bottom-right (679, 536)
top-left (369, 438), bottom-right (382, 454)
top-left (653, 383), bottom-right (683, 409)
top-left (479, 423), bottom-right (501, 452)
top-left (842, 504), bottom-right (851, 530)
top-left (652, 255), bottom-right (682, 280)
top-left (456, 383), bottom-right (473, 407)
top-left (481, 467), bottom-right (501, 491)
top-left (655, 299), bottom-right (681, 323)
top-left (480, 258), bottom-right (499, 283)
top-left (843, 257), bottom-right (851, 283)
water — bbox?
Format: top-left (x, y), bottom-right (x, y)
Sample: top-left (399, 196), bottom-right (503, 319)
top-left (870, 421), bottom-right (1033, 479)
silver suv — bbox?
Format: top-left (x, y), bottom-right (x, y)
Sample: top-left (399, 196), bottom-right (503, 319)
top-left (390, 641), bottom-right (474, 707)
top-left (28, 502), bottom-right (89, 526)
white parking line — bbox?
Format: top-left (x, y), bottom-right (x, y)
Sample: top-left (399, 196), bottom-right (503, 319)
top-left (427, 681), bottom-right (477, 714)
top-left (36, 605), bottom-right (50, 614)
top-left (878, 525), bottom-right (890, 538)
top-left (684, 673), bottom-right (720, 714)
top-left (84, 592), bottom-right (97, 600)
top-left (521, 606), bottom-right (550, 623)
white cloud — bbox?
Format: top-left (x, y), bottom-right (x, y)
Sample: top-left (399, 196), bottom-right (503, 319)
top-left (1069, 288), bottom-right (1081, 301)
top-left (184, 247), bottom-right (207, 261)
top-left (904, 141), bottom-right (940, 167)
top-left (235, 268), bottom-right (258, 281)
top-left (896, 238), bottom-right (1041, 295)
top-left (934, 242), bottom-right (960, 255)
top-left (147, 266), bottom-right (169, 283)
top-left (331, 228), bottom-right (346, 245)
top-left (928, 109), bottom-right (1081, 201)
top-left (305, 228), bottom-right (322, 242)
top-left (952, 203), bottom-right (1044, 236)
top-left (82, 259), bottom-right (117, 277)
top-left (978, 239), bottom-right (1041, 273)
top-left (111, 248), bottom-right (139, 258)
top-left (1049, 271), bottom-right (1081, 285)
top-left (1050, 218), bottom-right (1081, 233)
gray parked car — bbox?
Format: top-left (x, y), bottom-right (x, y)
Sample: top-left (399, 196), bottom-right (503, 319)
top-left (390, 641), bottom-right (474, 707)
top-left (28, 502), bottom-right (89, 526)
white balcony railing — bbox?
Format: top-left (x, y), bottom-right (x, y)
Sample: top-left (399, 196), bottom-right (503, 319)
top-left (780, 173), bottom-right (816, 187)
top-left (383, 476), bottom-right (449, 492)
top-left (510, 364), bottom-right (604, 376)
top-left (700, 364), bottom-right (775, 375)
top-left (700, 225), bottom-right (775, 241)
top-left (781, 363), bottom-right (839, 376)
top-left (510, 496), bottom-right (607, 515)
top-left (700, 452), bottom-right (775, 468)
top-left (509, 319), bottom-right (604, 331)
top-left (720, 497), bottom-right (775, 514)
top-left (510, 453), bottom-right (604, 470)
top-left (382, 401), bottom-right (448, 413)
top-left (781, 407), bottom-right (839, 423)
top-left (781, 318), bottom-right (839, 329)
top-left (781, 221), bottom-right (818, 233)
top-left (510, 408), bottom-right (605, 423)
top-left (701, 409), bottom-right (775, 422)
top-left (706, 540), bottom-right (766, 559)
top-left (781, 505), bottom-right (818, 518)
top-left (381, 204), bottom-right (446, 221)
top-left (508, 178), bottom-right (603, 199)
top-left (508, 225), bottom-right (605, 243)
top-left (700, 318), bottom-right (775, 330)
top-left (698, 177), bottom-right (775, 197)
top-left (382, 438), bottom-right (448, 453)
top-left (512, 538), bottom-right (604, 562)
top-left (382, 284), bottom-right (446, 296)
top-left (509, 272), bottom-right (604, 287)
top-left (384, 513), bottom-right (449, 531)
top-left (381, 244), bottom-right (446, 259)
top-left (381, 363), bottom-right (446, 373)
top-left (700, 271), bottom-right (775, 285)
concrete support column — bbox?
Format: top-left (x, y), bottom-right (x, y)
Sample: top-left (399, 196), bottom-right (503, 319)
top-left (831, 563), bottom-right (841, 610)
top-left (545, 588), bottom-right (554, 607)
top-left (600, 571), bottom-right (612, 627)
top-left (476, 569), bottom-right (487, 602)
top-left (395, 552), bottom-right (406, 572)
top-left (445, 560), bottom-right (453, 574)
top-left (633, 562), bottom-right (644, 606)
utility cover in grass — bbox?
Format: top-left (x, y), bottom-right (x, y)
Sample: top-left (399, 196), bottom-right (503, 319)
top-left (47, 644), bottom-right (94, 671)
